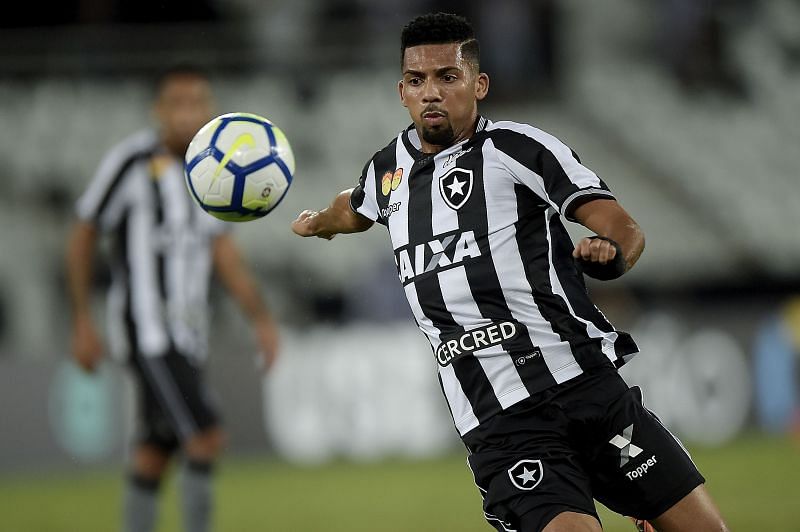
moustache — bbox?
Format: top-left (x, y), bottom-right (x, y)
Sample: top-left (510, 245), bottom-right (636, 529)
top-left (422, 106), bottom-right (448, 116)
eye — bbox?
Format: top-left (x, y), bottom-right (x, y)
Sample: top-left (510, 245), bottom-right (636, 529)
top-left (442, 74), bottom-right (458, 82)
top-left (408, 77), bottom-right (423, 86)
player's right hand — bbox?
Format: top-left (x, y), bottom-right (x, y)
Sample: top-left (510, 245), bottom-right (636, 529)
top-left (291, 210), bottom-right (336, 240)
top-left (71, 316), bottom-right (104, 372)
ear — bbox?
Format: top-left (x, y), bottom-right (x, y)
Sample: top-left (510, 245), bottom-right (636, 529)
top-left (475, 72), bottom-right (489, 101)
top-left (398, 80), bottom-right (408, 108)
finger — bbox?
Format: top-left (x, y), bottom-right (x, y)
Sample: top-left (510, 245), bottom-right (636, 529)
top-left (602, 242), bottom-right (618, 264)
top-left (598, 243), bottom-right (611, 264)
top-left (580, 242), bottom-right (593, 260)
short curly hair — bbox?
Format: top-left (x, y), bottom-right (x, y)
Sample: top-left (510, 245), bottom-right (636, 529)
top-left (400, 13), bottom-right (480, 71)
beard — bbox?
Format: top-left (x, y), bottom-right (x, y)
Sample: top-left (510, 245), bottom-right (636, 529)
top-left (420, 122), bottom-right (455, 147)
top-left (163, 133), bottom-right (192, 158)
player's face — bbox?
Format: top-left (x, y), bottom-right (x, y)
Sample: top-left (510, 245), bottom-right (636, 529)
top-left (155, 75), bottom-right (214, 157)
top-left (399, 42), bottom-right (489, 153)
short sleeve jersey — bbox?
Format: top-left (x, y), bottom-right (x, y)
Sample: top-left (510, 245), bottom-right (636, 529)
top-left (350, 117), bottom-right (638, 436)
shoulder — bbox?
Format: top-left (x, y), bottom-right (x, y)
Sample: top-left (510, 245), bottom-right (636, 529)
top-left (484, 120), bottom-right (581, 165)
top-left (360, 134), bottom-right (401, 176)
top-left (107, 129), bottom-right (159, 156)
top-left (99, 129), bottom-right (160, 172)
top-left (486, 120), bottom-right (567, 149)
top-left (369, 134), bottom-right (401, 164)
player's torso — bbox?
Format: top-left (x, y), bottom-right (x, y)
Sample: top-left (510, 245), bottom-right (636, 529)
top-left (111, 152), bottom-right (219, 356)
top-left (360, 122), bottom-right (639, 436)
top-left (376, 131), bottom-right (551, 336)
top-left (120, 153), bottom-right (217, 269)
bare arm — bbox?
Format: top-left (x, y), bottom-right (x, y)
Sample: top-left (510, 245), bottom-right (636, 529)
top-left (291, 188), bottom-right (374, 240)
top-left (212, 234), bottom-right (280, 370)
top-left (571, 199), bottom-right (645, 276)
top-left (65, 221), bottom-right (104, 371)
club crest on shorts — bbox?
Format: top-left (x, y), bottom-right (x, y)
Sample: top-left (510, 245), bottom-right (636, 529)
top-left (507, 459), bottom-right (544, 491)
top-left (439, 168), bottom-right (473, 210)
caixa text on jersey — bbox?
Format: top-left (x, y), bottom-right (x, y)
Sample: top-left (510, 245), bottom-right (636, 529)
top-left (394, 230), bottom-right (482, 284)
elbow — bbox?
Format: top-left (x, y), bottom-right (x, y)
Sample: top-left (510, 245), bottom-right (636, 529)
top-left (624, 222), bottom-right (645, 271)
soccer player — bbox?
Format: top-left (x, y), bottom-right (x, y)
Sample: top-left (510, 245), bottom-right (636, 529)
top-left (66, 66), bottom-right (279, 532)
top-left (292, 13), bottom-right (729, 532)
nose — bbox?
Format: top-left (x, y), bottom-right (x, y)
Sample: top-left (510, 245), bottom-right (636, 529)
top-left (421, 80), bottom-right (442, 103)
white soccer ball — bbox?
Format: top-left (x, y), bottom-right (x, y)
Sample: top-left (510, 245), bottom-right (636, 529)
top-left (185, 112), bottom-right (295, 222)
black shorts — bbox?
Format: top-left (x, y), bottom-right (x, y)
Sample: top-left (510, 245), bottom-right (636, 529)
top-left (462, 365), bottom-right (704, 532)
top-left (130, 350), bottom-right (220, 452)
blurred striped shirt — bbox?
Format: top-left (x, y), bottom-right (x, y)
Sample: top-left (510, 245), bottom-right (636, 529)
top-left (76, 130), bottom-right (226, 361)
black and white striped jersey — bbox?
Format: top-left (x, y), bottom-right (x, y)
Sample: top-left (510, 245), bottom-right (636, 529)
top-left (76, 130), bottom-right (227, 361)
top-left (351, 117), bottom-right (639, 436)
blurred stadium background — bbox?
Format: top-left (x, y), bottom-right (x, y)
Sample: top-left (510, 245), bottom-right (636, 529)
top-left (1, 0), bottom-right (799, 530)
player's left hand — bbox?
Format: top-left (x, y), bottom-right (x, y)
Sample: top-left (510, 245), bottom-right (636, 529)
top-left (254, 318), bottom-right (280, 372)
top-left (572, 236), bottom-right (618, 264)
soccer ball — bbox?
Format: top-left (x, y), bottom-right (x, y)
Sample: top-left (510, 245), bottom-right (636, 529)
top-left (184, 112), bottom-right (295, 222)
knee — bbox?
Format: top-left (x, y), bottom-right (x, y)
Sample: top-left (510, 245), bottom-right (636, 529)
top-left (184, 427), bottom-right (226, 461)
top-left (133, 444), bottom-right (173, 480)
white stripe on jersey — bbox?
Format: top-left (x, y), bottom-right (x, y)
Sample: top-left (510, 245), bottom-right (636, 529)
top-left (106, 269), bottom-right (129, 361)
top-left (437, 267), bottom-right (529, 409)
top-left (487, 121), bottom-right (608, 216)
top-left (404, 281), bottom-right (479, 434)
top-left (76, 129), bottom-right (157, 228)
top-left (354, 160), bottom-right (380, 221)
top-left (128, 179), bottom-right (170, 357)
top-left (480, 140), bottom-right (583, 380)
top-left (386, 138), bottom-right (414, 247)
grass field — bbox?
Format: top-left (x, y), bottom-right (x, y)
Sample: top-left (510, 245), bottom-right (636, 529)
top-left (0, 434), bottom-right (797, 531)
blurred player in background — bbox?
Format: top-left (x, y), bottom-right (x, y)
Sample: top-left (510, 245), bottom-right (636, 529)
top-left (292, 12), bottom-right (728, 532)
top-left (66, 66), bottom-right (279, 532)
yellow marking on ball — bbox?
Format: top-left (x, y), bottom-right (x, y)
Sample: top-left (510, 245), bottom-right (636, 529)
top-left (214, 132), bottom-right (256, 177)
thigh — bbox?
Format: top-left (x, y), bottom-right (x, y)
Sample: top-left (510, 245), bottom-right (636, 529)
top-left (650, 485), bottom-right (728, 532)
top-left (465, 402), bottom-right (599, 531)
top-left (131, 351), bottom-right (220, 445)
top-left (583, 383), bottom-right (705, 521)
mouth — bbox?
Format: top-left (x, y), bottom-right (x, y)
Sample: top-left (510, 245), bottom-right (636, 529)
top-left (422, 111), bottom-right (447, 126)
